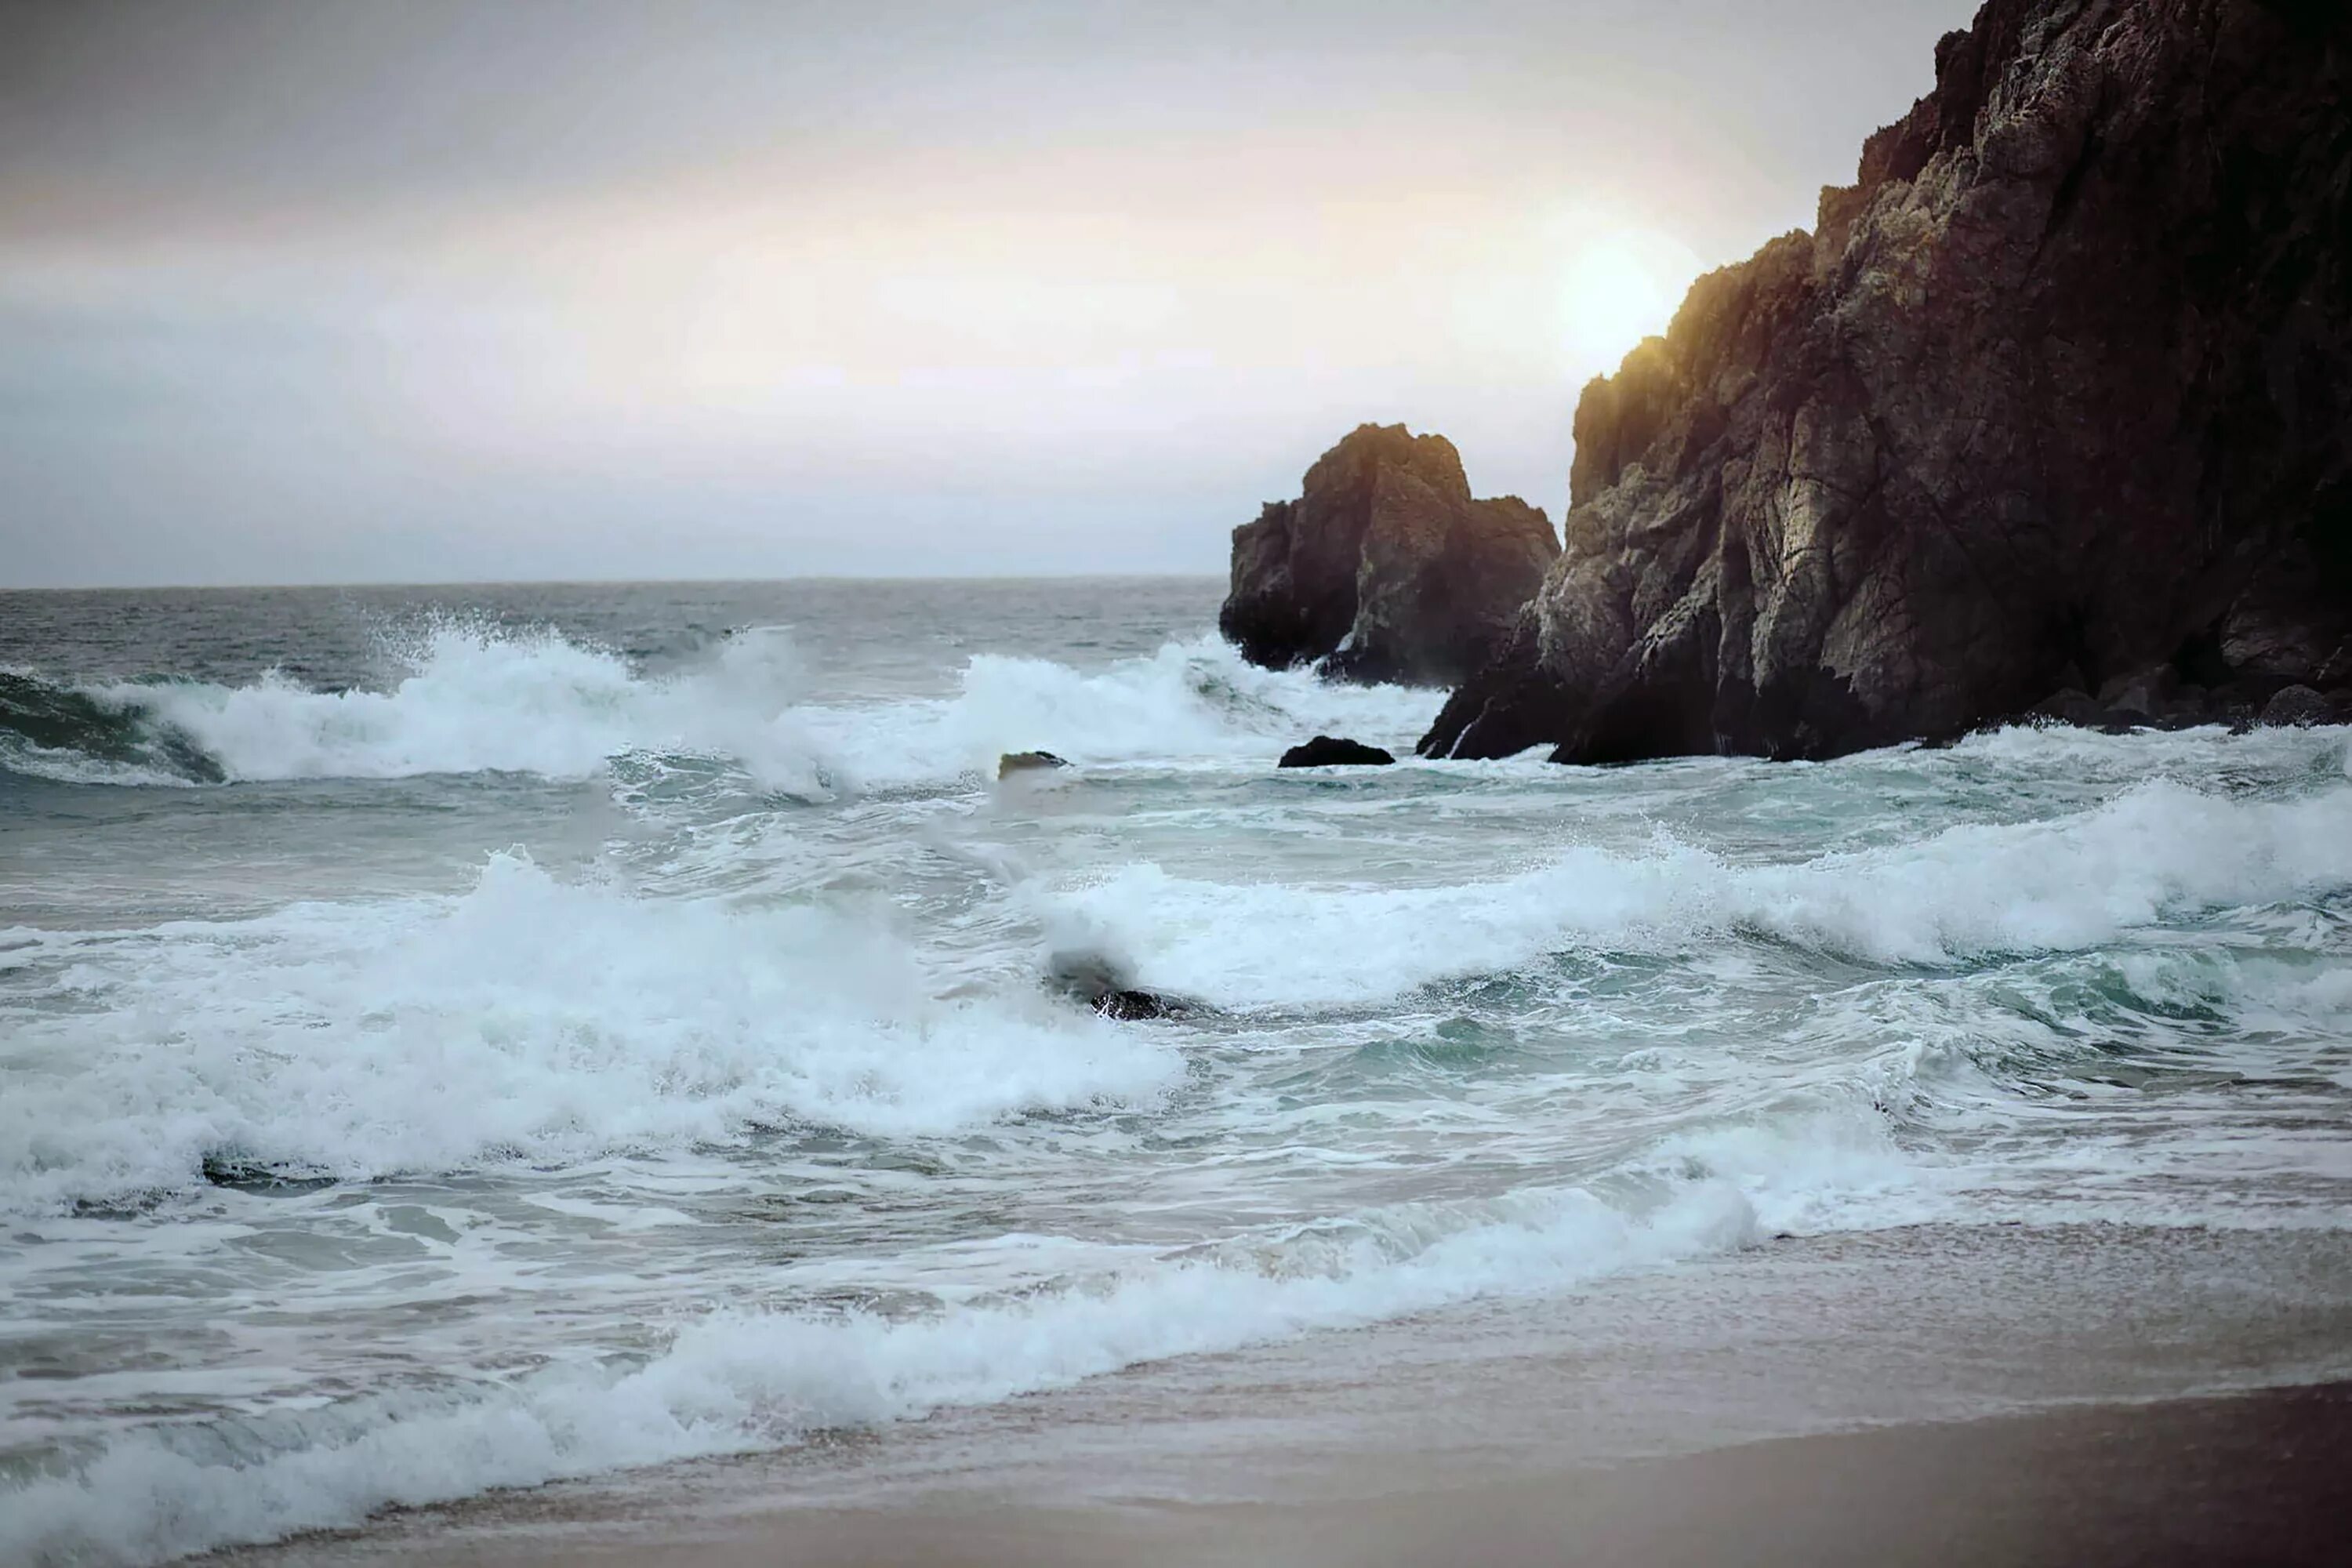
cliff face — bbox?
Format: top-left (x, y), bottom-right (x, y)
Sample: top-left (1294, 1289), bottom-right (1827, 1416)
top-left (1221, 424), bottom-right (1559, 687)
top-left (1425, 0), bottom-right (2352, 762)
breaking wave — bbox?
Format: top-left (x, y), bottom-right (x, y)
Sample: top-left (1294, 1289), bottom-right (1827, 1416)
top-left (1051, 778), bottom-right (2352, 1007)
top-left (0, 853), bottom-right (1177, 1214)
top-left (0, 624), bottom-right (830, 791)
top-left (0, 1175), bottom-right (1764, 1567)
top-left (12, 591), bottom-right (2351, 1568)
top-left (0, 626), bottom-right (1439, 791)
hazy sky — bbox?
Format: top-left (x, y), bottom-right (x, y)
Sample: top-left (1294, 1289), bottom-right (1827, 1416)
top-left (2, 0), bottom-right (1966, 587)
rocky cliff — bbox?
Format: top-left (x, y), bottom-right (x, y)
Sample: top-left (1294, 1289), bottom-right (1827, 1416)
top-left (1221, 424), bottom-right (1559, 686)
top-left (1424, 0), bottom-right (2352, 762)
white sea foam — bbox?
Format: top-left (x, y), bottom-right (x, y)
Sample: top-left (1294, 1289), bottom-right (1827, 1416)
top-left (76, 623), bottom-right (834, 791)
top-left (1048, 779), bottom-right (2352, 1007)
top-left (0, 1177), bottom-right (1759, 1568)
top-left (13, 603), bottom-right (2352, 1568)
top-left (17, 627), bottom-right (1439, 791)
top-left (0, 735), bottom-right (198, 788)
top-left (800, 635), bottom-right (1443, 787)
top-left (0, 854), bottom-right (1175, 1213)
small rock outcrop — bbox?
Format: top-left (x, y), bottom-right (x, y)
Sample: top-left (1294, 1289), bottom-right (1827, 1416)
top-left (1221, 424), bottom-right (1559, 687)
top-left (1045, 949), bottom-right (1203, 1022)
top-left (1278, 735), bottom-right (1397, 768)
top-left (998, 750), bottom-right (1069, 779)
top-left (1425, 0), bottom-right (2352, 764)
top-left (2260, 684), bottom-right (2342, 728)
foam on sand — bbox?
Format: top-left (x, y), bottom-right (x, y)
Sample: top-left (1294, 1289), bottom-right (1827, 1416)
top-left (0, 1178), bottom-right (1761, 1567)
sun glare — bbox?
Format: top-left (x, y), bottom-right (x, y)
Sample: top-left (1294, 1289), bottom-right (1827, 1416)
top-left (1561, 228), bottom-right (1701, 373)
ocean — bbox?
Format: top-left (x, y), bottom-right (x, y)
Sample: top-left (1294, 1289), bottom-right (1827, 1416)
top-left (3, 579), bottom-right (2350, 1565)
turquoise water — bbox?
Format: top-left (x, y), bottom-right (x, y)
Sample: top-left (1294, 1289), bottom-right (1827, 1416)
top-left (3, 579), bottom-right (2349, 1564)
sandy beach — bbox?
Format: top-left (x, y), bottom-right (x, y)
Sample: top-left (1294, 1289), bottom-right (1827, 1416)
top-left (222, 1223), bottom-right (2352, 1567)
top-left (333, 1385), bottom-right (2352, 1568)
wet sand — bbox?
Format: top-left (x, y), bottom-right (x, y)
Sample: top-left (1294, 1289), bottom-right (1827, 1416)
top-left (229, 1225), bottom-right (2352, 1567)
top-left (242, 1383), bottom-right (2352, 1568)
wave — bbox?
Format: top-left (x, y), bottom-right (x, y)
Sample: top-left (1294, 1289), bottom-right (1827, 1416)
top-left (0, 1174), bottom-right (1764, 1567)
top-left (0, 626), bottom-right (1439, 791)
top-left (0, 670), bottom-right (223, 786)
top-left (797, 637), bottom-right (1444, 789)
top-left (0, 853), bottom-right (1177, 1214)
top-left (1046, 778), bottom-right (2352, 1007)
top-left (1, 622), bottom-right (836, 791)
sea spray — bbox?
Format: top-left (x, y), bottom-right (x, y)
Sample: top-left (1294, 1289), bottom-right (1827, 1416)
top-left (0, 852), bottom-right (1176, 1214)
top-left (0, 628), bottom-right (1442, 791)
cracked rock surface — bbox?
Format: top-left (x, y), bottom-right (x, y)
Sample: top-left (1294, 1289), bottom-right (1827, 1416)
top-left (1425, 0), bottom-right (2352, 763)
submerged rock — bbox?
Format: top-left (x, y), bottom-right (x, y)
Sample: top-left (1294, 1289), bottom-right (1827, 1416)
top-left (1221, 424), bottom-right (1559, 687)
top-left (1425, 0), bottom-right (2352, 764)
top-left (1089, 987), bottom-right (1196, 1022)
top-left (1277, 735), bottom-right (1397, 768)
top-left (1044, 948), bottom-right (1204, 1022)
top-left (997, 750), bottom-right (1069, 779)
top-left (199, 1154), bottom-right (336, 1194)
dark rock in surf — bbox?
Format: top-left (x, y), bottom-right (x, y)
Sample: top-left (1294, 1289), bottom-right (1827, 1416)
top-left (2029, 688), bottom-right (2105, 729)
top-left (1424, 0), bottom-right (2352, 765)
top-left (998, 750), bottom-right (1069, 779)
top-left (1277, 735), bottom-right (1397, 768)
top-left (1221, 424), bottom-right (1559, 687)
top-left (1091, 987), bottom-right (1196, 1022)
top-left (2097, 667), bottom-right (2181, 723)
top-left (200, 1153), bottom-right (336, 1194)
top-left (2260, 684), bottom-right (2339, 728)
top-left (1044, 948), bottom-right (1205, 1022)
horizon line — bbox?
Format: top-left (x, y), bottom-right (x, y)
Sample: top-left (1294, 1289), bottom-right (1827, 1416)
top-left (0, 569), bottom-right (1232, 595)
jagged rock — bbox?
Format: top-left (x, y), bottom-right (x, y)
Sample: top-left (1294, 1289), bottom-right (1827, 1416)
top-left (1091, 988), bottom-right (1196, 1022)
top-left (2260, 684), bottom-right (2338, 728)
top-left (200, 1155), bottom-right (336, 1193)
top-left (1277, 735), bottom-right (1397, 768)
top-left (2031, 688), bottom-right (2105, 728)
top-left (998, 750), bottom-right (1069, 779)
top-left (1221, 424), bottom-right (1559, 687)
top-left (1425, 0), bottom-right (2352, 764)
top-left (1045, 948), bottom-right (1205, 1022)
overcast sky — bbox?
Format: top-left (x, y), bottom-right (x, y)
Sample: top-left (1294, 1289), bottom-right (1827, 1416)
top-left (2, 0), bottom-right (1967, 587)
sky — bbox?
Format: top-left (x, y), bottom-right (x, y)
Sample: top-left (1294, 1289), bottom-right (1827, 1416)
top-left (2, 0), bottom-right (1968, 588)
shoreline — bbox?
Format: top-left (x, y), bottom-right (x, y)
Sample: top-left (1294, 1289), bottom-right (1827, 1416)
top-left (233, 1383), bottom-right (2352, 1568)
top-left (223, 1222), bottom-right (2352, 1567)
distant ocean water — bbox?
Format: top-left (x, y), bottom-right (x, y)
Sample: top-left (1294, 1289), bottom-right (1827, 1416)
top-left (3, 578), bottom-right (2350, 1566)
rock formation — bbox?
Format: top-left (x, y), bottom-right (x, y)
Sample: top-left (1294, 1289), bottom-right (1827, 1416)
top-left (1045, 948), bottom-right (1206, 1022)
top-left (1425, 0), bottom-right (2352, 763)
top-left (1278, 735), bottom-right (1397, 768)
top-left (1221, 424), bottom-right (1559, 686)
top-left (997, 750), bottom-right (1069, 778)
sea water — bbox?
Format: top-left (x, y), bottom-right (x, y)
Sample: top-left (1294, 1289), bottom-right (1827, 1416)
top-left (2, 579), bottom-right (2348, 1564)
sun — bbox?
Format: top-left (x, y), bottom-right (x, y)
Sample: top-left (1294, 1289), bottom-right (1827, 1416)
top-left (1561, 228), bottom-right (1700, 373)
